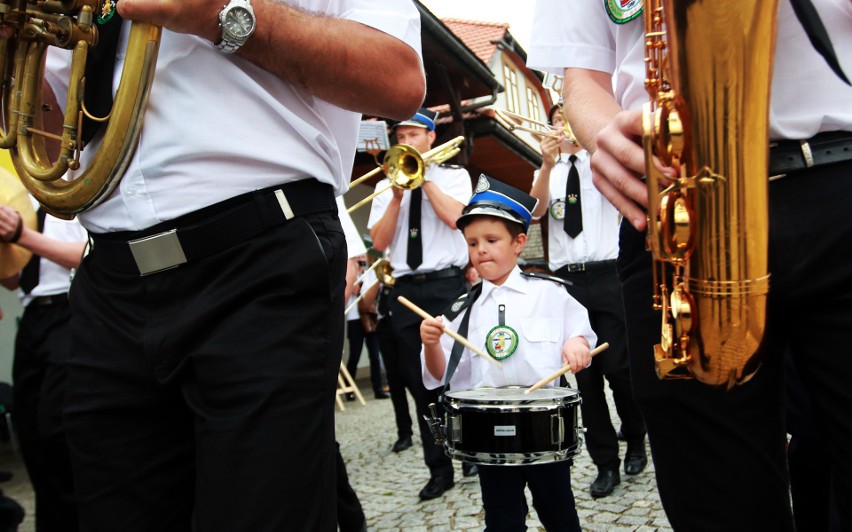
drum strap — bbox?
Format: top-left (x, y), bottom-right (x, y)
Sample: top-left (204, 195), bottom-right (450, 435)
top-left (442, 283), bottom-right (483, 391)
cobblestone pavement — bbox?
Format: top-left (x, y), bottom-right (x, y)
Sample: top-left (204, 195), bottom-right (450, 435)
top-left (0, 380), bottom-right (673, 531)
top-left (337, 381), bottom-right (672, 532)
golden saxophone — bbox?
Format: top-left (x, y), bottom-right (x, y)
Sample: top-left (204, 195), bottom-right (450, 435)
top-left (0, 1), bottom-right (160, 217)
top-left (642, 0), bottom-right (778, 389)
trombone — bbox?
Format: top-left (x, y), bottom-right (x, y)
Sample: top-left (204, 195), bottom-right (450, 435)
top-left (346, 136), bottom-right (465, 214)
top-left (344, 258), bottom-right (394, 314)
top-left (493, 108), bottom-right (577, 145)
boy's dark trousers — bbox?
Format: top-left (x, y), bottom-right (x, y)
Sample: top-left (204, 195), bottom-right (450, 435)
top-left (478, 461), bottom-right (580, 531)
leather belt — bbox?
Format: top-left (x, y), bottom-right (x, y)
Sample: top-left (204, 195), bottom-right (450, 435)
top-left (29, 293), bottom-right (68, 306)
top-left (769, 131), bottom-right (852, 179)
top-left (395, 266), bottom-right (463, 285)
top-left (90, 179), bottom-right (336, 276)
top-left (557, 259), bottom-right (617, 274)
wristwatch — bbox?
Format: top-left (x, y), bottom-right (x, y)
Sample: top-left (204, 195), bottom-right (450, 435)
top-left (217, 0), bottom-right (256, 54)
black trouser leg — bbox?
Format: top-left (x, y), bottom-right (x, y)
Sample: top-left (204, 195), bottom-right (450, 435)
top-left (378, 318), bottom-right (412, 439)
top-left (66, 213), bottom-right (345, 532)
top-left (618, 220), bottom-right (792, 531)
top-left (12, 303), bottom-right (78, 532)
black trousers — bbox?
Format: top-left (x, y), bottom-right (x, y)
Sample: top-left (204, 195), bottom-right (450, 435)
top-left (346, 319), bottom-right (383, 395)
top-left (65, 210), bottom-right (346, 532)
top-left (555, 264), bottom-right (645, 469)
top-left (377, 317), bottom-right (412, 439)
top-left (12, 300), bottom-right (78, 532)
top-left (619, 160), bottom-right (852, 530)
top-left (478, 461), bottom-right (580, 532)
top-left (386, 273), bottom-right (466, 479)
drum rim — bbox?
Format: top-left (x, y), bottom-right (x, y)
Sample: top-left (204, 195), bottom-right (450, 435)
top-left (445, 444), bottom-right (583, 466)
top-left (444, 385), bottom-right (580, 407)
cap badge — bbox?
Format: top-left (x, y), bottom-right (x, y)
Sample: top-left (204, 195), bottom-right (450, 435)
top-left (474, 175), bottom-right (490, 194)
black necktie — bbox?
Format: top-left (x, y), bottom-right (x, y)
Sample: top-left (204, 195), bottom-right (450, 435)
top-left (82, 11), bottom-right (124, 145)
top-left (406, 187), bottom-right (423, 270)
top-left (19, 209), bottom-right (47, 294)
top-left (564, 154), bottom-right (582, 238)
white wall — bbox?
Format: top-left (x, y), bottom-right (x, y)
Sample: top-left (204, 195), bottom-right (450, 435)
top-left (0, 289), bottom-right (22, 383)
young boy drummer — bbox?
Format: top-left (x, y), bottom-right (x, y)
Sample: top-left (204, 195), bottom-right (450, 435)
top-left (419, 175), bottom-right (595, 531)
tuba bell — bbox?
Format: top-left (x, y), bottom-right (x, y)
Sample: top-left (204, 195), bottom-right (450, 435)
top-left (642, 0), bottom-right (777, 389)
top-left (0, 1), bottom-right (161, 218)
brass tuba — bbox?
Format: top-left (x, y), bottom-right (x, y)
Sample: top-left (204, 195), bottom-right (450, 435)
top-left (0, 1), bottom-right (160, 218)
top-left (642, 0), bottom-right (777, 388)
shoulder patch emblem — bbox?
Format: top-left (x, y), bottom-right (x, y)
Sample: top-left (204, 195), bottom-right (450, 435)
top-left (604, 0), bottom-right (643, 24)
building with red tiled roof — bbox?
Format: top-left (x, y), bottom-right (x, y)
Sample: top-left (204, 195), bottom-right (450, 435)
top-left (442, 19), bottom-right (508, 65)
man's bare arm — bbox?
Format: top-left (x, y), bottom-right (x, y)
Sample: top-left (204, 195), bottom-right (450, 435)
top-left (118, 0), bottom-right (425, 120)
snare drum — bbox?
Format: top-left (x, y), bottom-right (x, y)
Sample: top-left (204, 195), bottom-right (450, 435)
top-left (441, 386), bottom-right (582, 465)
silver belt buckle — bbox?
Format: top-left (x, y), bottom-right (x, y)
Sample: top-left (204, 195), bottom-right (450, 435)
top-left (128, 229), bottom-right (188, 276)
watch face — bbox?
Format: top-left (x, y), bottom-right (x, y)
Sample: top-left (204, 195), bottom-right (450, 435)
top-left (223, 7), bottom-right (254, 39)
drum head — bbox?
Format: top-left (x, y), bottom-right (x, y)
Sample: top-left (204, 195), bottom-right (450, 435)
top-left (445, 386), bottom-right (579, 407)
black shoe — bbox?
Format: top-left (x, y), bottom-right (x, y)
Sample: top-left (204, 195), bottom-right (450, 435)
top-left (345, 392), bottom-right (355, 402)
top-left (419, 475), bottom-right (454, 500)
top-left (624, 447), bottom-right (648, 475)
top-left (462, 462), bottom-right (479, 477)
top-left (0, 471), bottom-right (12, 483)
top-left (374, 391), bottom-right (390, 399)
top-left (391, 435), bottom-right (413, 453)
top-left (590, 468), bottom-right (620, 498)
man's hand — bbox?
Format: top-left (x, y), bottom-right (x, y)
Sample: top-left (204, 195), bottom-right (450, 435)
top-left (0, 206), bottom-right (23, 243)
top-left (590, 109), bottom-right (677, 231)
top-left (540, 133), bottom-right (563, 168)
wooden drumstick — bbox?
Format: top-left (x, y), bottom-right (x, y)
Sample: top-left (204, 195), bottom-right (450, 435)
top-left (396, 295), bottom-right (502, 369)
top-left (525, 342), bottom-right (610, 394)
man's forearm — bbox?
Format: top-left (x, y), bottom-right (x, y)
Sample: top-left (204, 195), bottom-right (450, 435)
top-left (118, 0), bottom-right (425, 120)
top-left (422, 182), bottom-right (464, 229)
top-left (369, 199), bottom-right (401, 252)
top-left (530, 167), bottom-right (551, 218)
top-left (243, 2), bottom-right (425, 120)
top-left (562, 68), bottom-right (622, 153)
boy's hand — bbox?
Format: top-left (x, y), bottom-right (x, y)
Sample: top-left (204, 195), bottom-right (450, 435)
top-left (420, 316), bottom-right (445, 347)
top-left (561, 337), bottom-right (591, 374)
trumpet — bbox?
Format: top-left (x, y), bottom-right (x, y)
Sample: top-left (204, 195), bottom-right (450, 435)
top-left (346, 136), bottom-right (465, 214)
top-left (494, 108), bottom-right (577, 145)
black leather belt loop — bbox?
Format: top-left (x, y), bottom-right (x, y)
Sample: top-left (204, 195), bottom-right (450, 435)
top-left (556, 259), bottom-right (617, 274)
top-left (395, 266), bottom-right (463, 285)
top-left (769, 131), bottom-right (852, 179)
top-left (90, 179), bottom-right (336, 276)
top-left (29, 293), bottom-right (69, 306)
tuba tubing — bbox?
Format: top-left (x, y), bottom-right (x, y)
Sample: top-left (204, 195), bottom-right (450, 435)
top-left (2, 5), bottom-right (161, 218)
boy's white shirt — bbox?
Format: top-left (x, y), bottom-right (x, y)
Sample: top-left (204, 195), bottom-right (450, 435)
top-left (421, 266), bottom-right (596, 390)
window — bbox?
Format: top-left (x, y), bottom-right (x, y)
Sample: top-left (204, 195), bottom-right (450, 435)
top-left (526, 87), bottom-right (541, 123)
top-left (503, 64), bottom-right (520, 113)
